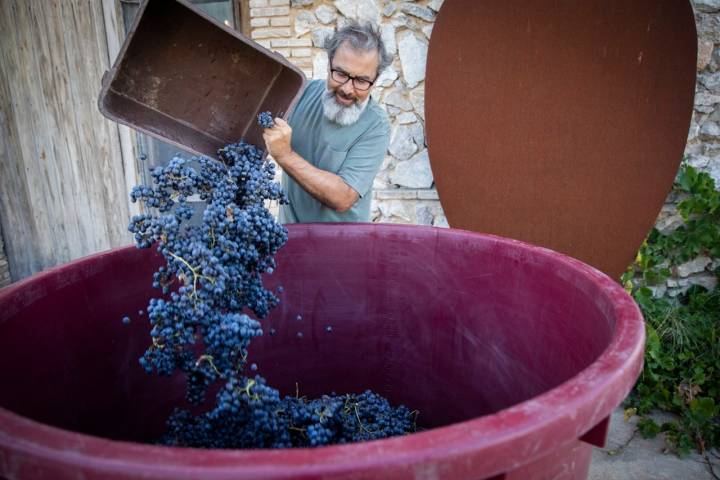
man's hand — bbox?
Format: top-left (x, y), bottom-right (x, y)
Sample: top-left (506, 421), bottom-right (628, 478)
top-left (262, 118), bottom-right (359, 212)
top-left (262, 118), bottom-right (293, 164)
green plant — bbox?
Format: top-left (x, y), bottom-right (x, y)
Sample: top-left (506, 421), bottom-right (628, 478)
top-left (623, 163), bottom-right (720, 456)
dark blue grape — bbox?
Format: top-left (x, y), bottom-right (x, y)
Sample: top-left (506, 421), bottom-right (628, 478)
top-left (128, 138), bottom-right (415, 449)
top-left (257, 111), bottom-right (275, 129)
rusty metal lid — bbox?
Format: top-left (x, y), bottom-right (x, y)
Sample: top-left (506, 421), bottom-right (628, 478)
top-left (426, 0), bottom-right (697, 280)
top-left (98, 0), bottom-right (306, 158)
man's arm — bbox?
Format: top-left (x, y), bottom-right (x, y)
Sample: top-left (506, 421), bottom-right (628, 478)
top-left (263, 118), bottom-right (358, 212)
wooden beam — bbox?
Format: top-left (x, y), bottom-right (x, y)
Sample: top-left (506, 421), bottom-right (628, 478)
top-left (237, 0), bottom-right (251, 37)
top-left (102, 0), bottom-right (141, 218)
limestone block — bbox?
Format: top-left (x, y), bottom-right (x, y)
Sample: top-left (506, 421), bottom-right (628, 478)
top-left (372, 175), bottom-right (390, 190)
top-left (390, 149), bottom-right (433, 188)
top-left (709, 161), bottom-right (720, 186)
top-left (271, 17), bottom-right (291, 26)
top-left (695, 0), bottom-right (720, 13)
top-left (292, 48), bottom-right (312, 57)
top-left (687, 273), bottom-right (719, 291)
top-left (697, 12), bottom-right (720, 44)
top-left (388, 123), bottom-right (419, 160)
top-left (378, 200), bottom-right (413, 223)
top-left (408, 118), bottom-right (425, 147)
top-left (269, 37), bottom-right (314, 48)
top-left (384, 89), bottom-right (413, 111)
top-left (432, 213), bottom-right (449, 228)
top-left (252, 27), bottom-right (291, 38)
top-left (410, 86), bottom-right (425, 119)
top-left (701, 71), bottom-right (720, 90)
top-left (251, 18), bottom-right (270, 27)
top-left (396, 112), bottom-right (417, 124)
top-left (687, 116), bottom-right (701, 142)
top-left (381, 24), bottom-right (397, 57)
top-left (382, 2), bottom-right (396, 17)
top-left (334, 0), bottom-right (380, 23)
top-left (291, 0), bottom-right (314, 5)
top-left (655, 213), bottom-right (684, 235)
top-left (676, 256), bottom-right (712, 277)
top-left (311, 27), bottom-right (334, 47)
top-left (391, 13), bottom-right (416, 29)
top-left (421, 24), bottom-right (433, 39)
top-left (427, 0), bottom-right (444, 12)
top-left (376, 65), bottom-right (399, 87)
top-left (415, 205), bottom-right (434, 225)
top-left (386, 105), bottom-right (402, 116)
top-left (251, 6), bottom-right (290, 17)
top-left (400, 3), bottom-right (435, 22)
top-left (695, 92), bottom-right (720, 106)
top-left (375, 188), bottom-right (417, 200)
top-left (316, 5), bottom-right (337, 24)
top-left (295, 10), bottom-right (317, 36)
top-left (698, 40), bottom-right (715, 71)
top-left (398, 31), bottom-right (428, 88)
top-left (313, 51), bottom-right (329, 79)
top-left (648, 285), bottom-right (667, 298)
top-left (700, 121), bottom-right (720, 139)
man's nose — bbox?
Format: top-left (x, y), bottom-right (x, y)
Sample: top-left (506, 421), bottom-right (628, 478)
top-left (340, 81), bottom-right (354, 95)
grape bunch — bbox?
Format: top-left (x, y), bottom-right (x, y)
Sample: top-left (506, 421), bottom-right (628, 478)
top-left (128, 140), bottom-right (287, 403)
top-left (257, 111), bottom-right (275, 129)
top-left (162, 384), bottom-right (416, 449)
top-left (128, 135), bottom-right (417, 448)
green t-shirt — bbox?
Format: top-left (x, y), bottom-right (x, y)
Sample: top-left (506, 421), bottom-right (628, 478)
top-left (279, 80), bottom-right (390, 223)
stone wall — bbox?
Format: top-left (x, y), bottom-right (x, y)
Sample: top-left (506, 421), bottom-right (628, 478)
top-left (251, 0), bottom-right (720, 291)
top-left (650, 0), bottom-right (720, 297)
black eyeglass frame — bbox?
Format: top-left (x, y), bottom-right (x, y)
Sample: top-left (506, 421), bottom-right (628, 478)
top-left (329, 65), bottom-right (376, 92)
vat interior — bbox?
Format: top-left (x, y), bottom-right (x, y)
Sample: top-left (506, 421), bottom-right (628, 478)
top-left (0, 226), bottom-right (614, 444)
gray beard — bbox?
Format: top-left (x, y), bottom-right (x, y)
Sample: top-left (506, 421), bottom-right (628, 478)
top-left (321, 88), bottom-right (369, 126)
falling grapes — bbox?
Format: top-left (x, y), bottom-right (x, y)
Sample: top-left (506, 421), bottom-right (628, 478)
top-left (257, 111), bottom-right (275, 129)
top-left (126, 117), bottom-right (416, 448)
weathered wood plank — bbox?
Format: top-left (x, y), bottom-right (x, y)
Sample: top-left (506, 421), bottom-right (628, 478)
top-left (0, 0), bottom-right (135, 281)
top-left (102, 0), bottom-right (142, 219)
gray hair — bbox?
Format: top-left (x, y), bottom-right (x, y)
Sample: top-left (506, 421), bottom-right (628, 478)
top-left (324, 21), bottom-right (393, 78)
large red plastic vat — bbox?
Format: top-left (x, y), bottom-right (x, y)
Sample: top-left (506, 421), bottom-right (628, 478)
top-left (0, 224), bottom-right (644, 480)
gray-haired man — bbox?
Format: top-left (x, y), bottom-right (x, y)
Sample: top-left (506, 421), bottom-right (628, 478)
top-left (262, 21), bottom-right (392, 223)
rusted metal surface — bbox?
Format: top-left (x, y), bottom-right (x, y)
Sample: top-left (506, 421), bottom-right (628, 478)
top-left (98, 0), bottom-right (306, 158)
top-left (426, 0), bottom-right (697, 280)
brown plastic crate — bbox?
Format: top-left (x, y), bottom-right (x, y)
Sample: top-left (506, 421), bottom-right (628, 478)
top-left (98, 0), bottom-right (306, 158)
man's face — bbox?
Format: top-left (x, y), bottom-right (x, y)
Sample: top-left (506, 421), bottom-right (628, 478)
top-left (327, 42), bottom-right (380, 107)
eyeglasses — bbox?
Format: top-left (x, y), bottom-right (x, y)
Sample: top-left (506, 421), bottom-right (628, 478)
top-left (330, 67), bottom-right (375, 92)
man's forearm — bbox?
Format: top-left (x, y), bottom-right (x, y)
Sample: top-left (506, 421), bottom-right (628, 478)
top-left (276, 151), bottom-right (358, 212)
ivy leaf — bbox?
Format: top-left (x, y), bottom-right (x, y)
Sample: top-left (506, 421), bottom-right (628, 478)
top-left (638, 417), bottom-right (661, 438)
top-left (689, 397), bottom-right (718, 421)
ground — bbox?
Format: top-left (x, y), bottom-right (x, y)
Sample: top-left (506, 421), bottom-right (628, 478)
top-left (589, 407), bottom-right (719, 480)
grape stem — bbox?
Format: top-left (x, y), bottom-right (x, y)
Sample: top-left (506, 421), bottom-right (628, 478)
top-left (168, 251), bottom-right (216, 301)
top-left (240, 379), bottom-right (259, 401)
top-left (195, 354), bottom-right (221, 376)
top-left (353, 404), bottom-right (375, 433)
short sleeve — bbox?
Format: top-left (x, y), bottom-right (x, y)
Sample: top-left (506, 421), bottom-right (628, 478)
top-left (337, 117), bottom-right (390, 198)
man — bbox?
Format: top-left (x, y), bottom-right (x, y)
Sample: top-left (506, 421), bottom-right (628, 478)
top-left (262, 21), bottom-right (392, 223)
